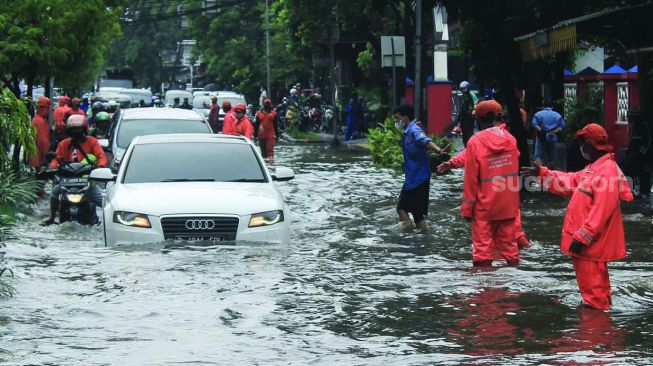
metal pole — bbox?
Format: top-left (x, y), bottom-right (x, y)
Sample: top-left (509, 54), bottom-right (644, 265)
top-left (391, 37), bottom-right (397, 108)
top-left (329, 27), bottom-right (340, 146)
top-left (414, 0), bottom-right (422, 121)
top-left (265, 0), bottom-right (271, 98)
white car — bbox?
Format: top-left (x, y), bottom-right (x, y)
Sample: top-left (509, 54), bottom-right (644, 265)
top-left (90, 134), bottom-right (294, 246)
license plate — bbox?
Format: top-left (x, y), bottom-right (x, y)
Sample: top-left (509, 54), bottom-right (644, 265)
top-left (176, 236), bottom-right (225, 242)
top-left (62, 178), bottom-right (88, 185)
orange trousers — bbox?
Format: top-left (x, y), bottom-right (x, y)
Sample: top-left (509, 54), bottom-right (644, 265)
top-left (472, 218), bottom-right (518, 264)
top-left (259, 137), bottom-right (275, 159)
top-left (573, 257), bottom-right (611, 310)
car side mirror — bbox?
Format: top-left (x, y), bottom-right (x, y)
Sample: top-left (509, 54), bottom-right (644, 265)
top-left (272, 167), bottom-right (294, 181)
top-left (89, 168), bottom-right (117, 182)
top-left (99, 139), bottom-right (110, 150)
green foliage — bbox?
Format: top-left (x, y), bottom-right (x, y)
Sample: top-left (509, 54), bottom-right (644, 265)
top-left (0, 170), bottom-right (42, 209)
top-left (367, 117), bottom-right (454, 173)
top-left (0, 89), bottom-right (36, 169)
top-left (105, 0), bottom-right (183, 90)
top-left (0, 0), bottom-right (124, 94)
top-left (562, 86), bottom-right (604, 141)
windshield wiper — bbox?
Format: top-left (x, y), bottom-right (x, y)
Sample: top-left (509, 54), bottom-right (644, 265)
top-left (160, 178), bottom-right (216, 182)
top-left (225, 178), bottom-right (266, 183)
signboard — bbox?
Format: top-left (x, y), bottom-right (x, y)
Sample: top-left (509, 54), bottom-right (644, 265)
top-left (433, 6), bottom-right (449, 42)
top-left (381, 36), bottom-right (405, 67)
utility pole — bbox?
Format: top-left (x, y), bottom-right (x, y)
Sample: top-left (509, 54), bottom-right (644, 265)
top-left (329, 25), bottom-right (340, 146)
top-left (265, 0), bottom-right (271, 98)
top-left (414, 0), bottom-right (423, 121)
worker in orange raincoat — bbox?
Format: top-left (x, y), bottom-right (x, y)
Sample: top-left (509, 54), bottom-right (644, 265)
top-left (69, 98), bottom-right (86, 117)
top-left (29, 97), bottom-right (52, 168)
top-left (53, 96), bottom-right (72, 137)
top-left (522, 123), bottom-right (633, 310)
top-left (222, 103), bottom-right (253, 139)
top-left (438, 147), bottom-right (530, 250)
top-left (461, 100), bottom-right (521, 267)
top-left (254, 99), bottom-right (278, 159)
top-left (221, 100), bottom-right (235, 134)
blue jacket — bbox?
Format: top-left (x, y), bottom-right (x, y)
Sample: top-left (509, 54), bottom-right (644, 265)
top-left (532, 108), bottom-right (565, 141)
top-left (402, 121), bottom-right (432, 190)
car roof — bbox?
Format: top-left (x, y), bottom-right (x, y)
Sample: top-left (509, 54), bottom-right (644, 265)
top-left (132, 133), bottom-right (250, 145)
top-left (120, 107), bottom-right (205, 121)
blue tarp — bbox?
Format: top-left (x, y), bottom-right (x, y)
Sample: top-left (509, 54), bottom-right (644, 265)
top-left (405, 77), bottom-right (414, 85)
top-left (604, 65), bottom-right (627, 74)
top-left (564, 69), bottom-right (574, 76)
top-left (628, 65), bottom-right (638, 73)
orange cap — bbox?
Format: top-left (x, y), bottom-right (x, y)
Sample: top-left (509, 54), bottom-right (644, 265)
top-left (37, 96), bottom-right (51, 108)
top-left (474, 100), bottom-right (503, 118)
top-left (574, 123), bottom-right (614, 152)
top-left (234, 103), bottom-right (246, 112)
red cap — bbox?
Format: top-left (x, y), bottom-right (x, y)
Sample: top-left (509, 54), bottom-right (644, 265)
top-left (474, 100), bottom-right (503, 118)
top-left (37, 96), bottom-right (51, 108)
top-left (234, 103), bottom-right (246, 112)
top-left (222, 100), bottom-right (232, 109)
top-left (72, 97), bottom-right (81, 105)
top-left (58, 96), bottom-right (70, 103)
top-left (574, 123), bottom-right (614, 152)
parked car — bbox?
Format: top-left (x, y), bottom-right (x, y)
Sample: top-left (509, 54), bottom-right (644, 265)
top-left (102, 107), bottom-right (212, 170)
top-left (193, 90), bottom-right (217, 98)
top-left (120, 88), bottom-right (153, 107)
top-left (164, 90), bottom-right (193, 107)
top-left (90, 133), bottom-right (294, 246)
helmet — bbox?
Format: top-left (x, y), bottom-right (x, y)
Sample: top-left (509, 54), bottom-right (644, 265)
top-left (290, 88), bottom-right (297, 95)
top-left (72, 97), bottom-right (81, 105)
top-left (66, 114), bottom-right (89, 132)
top-left (234, 103), bottom-right (247, 113)
top-left (222, 100), bottom-right (232, 110)
top-left (263, 98), bottom-right (272, 107)
top-left (459, 81), bottom-right (470, 91)
top-left (95, 111), bottom-right (110, 123)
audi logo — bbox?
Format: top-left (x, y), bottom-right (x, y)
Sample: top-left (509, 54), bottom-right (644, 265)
top-left (185, 219), bottom-right (215, 230)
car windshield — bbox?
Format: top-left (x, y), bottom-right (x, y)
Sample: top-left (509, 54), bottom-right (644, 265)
top-left (165, 91), bottom-right (193, 105)
top-left (218, 97), bottom-right (245, 112)
top-left (116, 119), bottom-right (211, 149)
top-left (123, 142), bottom-right (266, 184)
top-left (193, 97), bottom-right (212, 109)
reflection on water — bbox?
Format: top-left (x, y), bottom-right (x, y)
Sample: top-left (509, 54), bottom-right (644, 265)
top-left (0, 143), bottom-right (651, 364)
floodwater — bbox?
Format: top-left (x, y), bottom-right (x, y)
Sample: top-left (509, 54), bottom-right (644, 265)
top-left (1, 142), bottom-right (653, 365)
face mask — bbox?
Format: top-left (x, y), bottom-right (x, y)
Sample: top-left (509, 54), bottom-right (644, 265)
top-left (395, 119), bottom-right (404, 130)
top-left (580, 145), bottom-right (591, 160)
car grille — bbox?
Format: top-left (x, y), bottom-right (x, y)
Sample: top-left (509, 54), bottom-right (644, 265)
top-left (160, 216), bottom-right (239, 241)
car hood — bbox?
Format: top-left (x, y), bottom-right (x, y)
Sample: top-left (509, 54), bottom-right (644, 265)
top-left (109, 182), bottom-right (283, 216)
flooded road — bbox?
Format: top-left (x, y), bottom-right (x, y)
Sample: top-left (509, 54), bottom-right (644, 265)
top-left (2, 142), bottom-right (653, 365)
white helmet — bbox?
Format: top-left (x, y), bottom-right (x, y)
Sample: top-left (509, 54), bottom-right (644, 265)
top-left (290, 88), bottom-right (297, 95)
top-left (459, 81), bottom-right (470, 91)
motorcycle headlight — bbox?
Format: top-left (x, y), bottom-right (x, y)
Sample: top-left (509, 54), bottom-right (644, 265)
top-left (66, 194), bottom-right (83, 204)
top-left (113, 211), bottom-right (151, 228)
top-left (248, 210), bottom-right (284, 228)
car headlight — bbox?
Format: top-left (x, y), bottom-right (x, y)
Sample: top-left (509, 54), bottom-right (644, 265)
top-left (66, 194), bottom-right (83, 204)
top-left (249, 210), bottom-right (284, 228)
top-left (113, 211), bottom-right (151, 228)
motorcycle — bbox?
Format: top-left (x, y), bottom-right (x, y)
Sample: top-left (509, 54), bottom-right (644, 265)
top-left (44, 162), bottom-right (100, 225)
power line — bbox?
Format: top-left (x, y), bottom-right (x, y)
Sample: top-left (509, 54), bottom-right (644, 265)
top-left (120, 0), bottom-right (257, 24)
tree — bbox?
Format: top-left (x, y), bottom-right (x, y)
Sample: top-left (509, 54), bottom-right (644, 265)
top-left (0, 0), bottom-right (124, 98)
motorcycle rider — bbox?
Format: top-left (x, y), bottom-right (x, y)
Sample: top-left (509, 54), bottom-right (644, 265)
top-left (90, 111), bottom-right (111, 139)
top-left (41, 115), bottom-right (107, 226)
top-left (254, 99), bottom-right (278, 159)
top-left (223, 103), bottom-right (254, 139)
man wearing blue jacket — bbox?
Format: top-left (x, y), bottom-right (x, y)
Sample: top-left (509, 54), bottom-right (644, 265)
top-left (394, 104), bottom-right (446, 232)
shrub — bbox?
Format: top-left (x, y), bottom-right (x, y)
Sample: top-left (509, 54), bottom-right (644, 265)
top-left (368, 117), bottom-right (454, 173)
